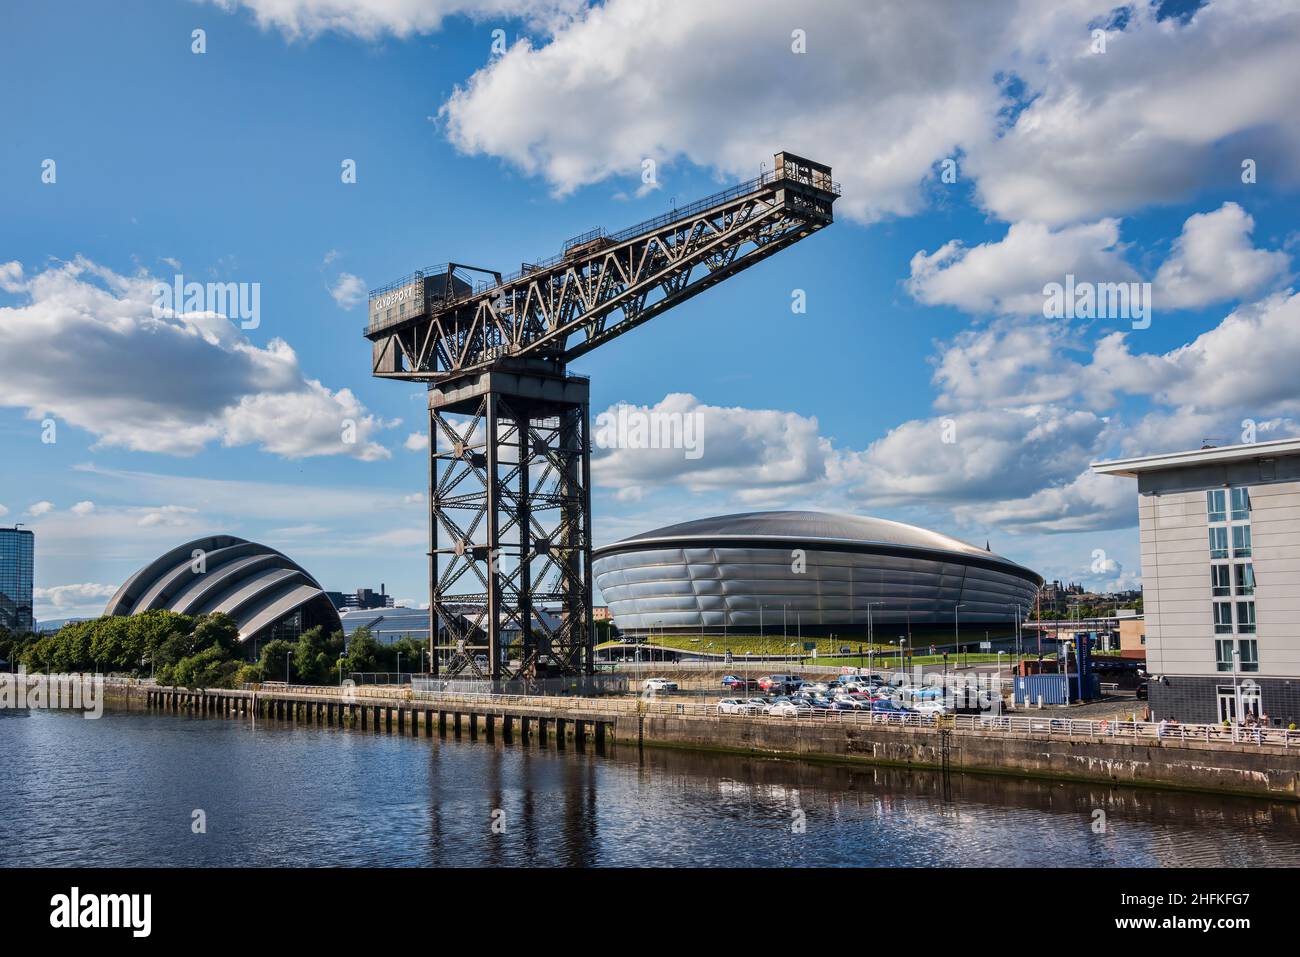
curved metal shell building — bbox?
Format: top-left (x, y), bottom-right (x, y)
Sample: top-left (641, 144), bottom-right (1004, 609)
top-left (592, 511), bottom-right (1042, 636)
top-left (104, 535), bottom-right (341, 646)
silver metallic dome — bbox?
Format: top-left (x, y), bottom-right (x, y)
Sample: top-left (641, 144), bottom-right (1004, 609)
top-left (593, 510), bottom-right (1042, 635)
top-left (104, 535), bottom-right (341, 645)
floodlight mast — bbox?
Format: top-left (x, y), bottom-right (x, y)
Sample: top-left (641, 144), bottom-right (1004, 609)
top-left (364, 152), bottom-right (839, 686)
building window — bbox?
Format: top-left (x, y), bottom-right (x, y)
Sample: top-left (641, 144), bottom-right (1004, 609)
top-left (1231, 524), bottom-right (1252, 558)
top-left (1209, 526), bottom-right (1228, 560)
top-left (1234, 563), bottom-right (1255, 596)
top-left (1211, 564), bottom-right (1231, 597)
top-left (1215, 639), bottom-right (1234, 672)
top-left (1236, 601), bottom-right (1256, 634)
top-left (1207, 489), bottom-right (1227, 523)
top-left (1213, 601), bottom-right (1234, 634)
top-left (1230, 487), bottom-right (1251, 521)
top-left (1238, 639), bottom-right (1259, 673)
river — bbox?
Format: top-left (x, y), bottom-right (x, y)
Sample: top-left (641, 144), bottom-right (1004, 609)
top-left (2, 708), bottom-right (1298, 867)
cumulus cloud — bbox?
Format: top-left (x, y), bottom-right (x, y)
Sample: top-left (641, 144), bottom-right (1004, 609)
top-left (28, 501), bottom-right (55, 517)
top-left (329, 272), bottom-right (367, 310)
top-left (1086, 290), bottom-right (1300, 416)
top-left (0, 505), bottom-right (8, 518)
top-left (404, 432), bottom-right (430, 451)
top-left (70, 501), bottom-right (95, 516)
top-left (907, 219), bottom-right (1138, 316)
top-left (0, 258), bottom-right (393, 460)
top-left (207, 0), bottom-right (583, 39)
top-left (1153, 202), bottom-right (1290, 309)
top-left (848, 406), bottom-right (1111, 507)
top-left (593, 393), bottom-right (835, 504)
top-left (433, 0), bottom-right (1300, 227)
top-left (967, 1), bottom-right (1300, 224)
top-left (33, 582), bottom-right (119, 617)
top-left (953, 468), bottom-right (1135, 535)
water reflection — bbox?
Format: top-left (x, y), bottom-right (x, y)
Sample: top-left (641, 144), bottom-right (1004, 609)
top-left (1, 709), bottom-right (1297, 867)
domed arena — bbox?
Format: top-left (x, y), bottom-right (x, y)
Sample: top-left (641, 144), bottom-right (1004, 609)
top-left (104, 535), bottom-right (341, 650)
top-left (592, 510), bottom-right (1042, 637)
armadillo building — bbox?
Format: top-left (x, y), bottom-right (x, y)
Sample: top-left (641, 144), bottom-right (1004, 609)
top-left (593, 511), bottom-right (1042, 637)
top-left (104, 535), bottom-right (342, 650)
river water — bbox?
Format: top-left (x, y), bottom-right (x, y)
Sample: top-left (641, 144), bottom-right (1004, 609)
top-left (2, 708), bottom-right (1298, 867)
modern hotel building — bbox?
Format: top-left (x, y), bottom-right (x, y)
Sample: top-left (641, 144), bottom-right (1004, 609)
top-left (0, 526), bottom-right (35, 633)
top-left (1094, 438), bottom-right (1300, 725)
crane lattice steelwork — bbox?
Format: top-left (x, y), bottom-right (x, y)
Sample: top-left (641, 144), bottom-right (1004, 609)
top-left (364, 152), bottom-right (839, 686)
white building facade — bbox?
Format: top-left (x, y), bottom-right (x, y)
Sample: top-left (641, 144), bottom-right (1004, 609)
top-left (1094, 439), bottom-right (1300, 725)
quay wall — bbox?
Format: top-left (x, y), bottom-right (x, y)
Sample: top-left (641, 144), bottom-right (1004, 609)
top-left (106, 684), bottom-right (1300, 801)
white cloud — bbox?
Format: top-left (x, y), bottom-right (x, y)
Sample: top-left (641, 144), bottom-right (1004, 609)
top-left (954, 467), bottom-right (1134, 535)
top-left (29, 501), bottom-right (55, 517)
top-left (136, 505), bottom-right (199, 528)
top-left (329, 272), bottom-right (367, 310)
top-left (1086, 290), bottom-right (1300, 416)
top-left (404, 432), bottom-right (429, 451)
top-left (0, 257), bottom-right (392, 460)
top-left (967, 1), bottom-right (1300, 224)
top-left (593, 393), bottom-right (835, 505)
top-left (1153, 202), bottom-right (1290, 309)
top-left (207, 0), bottom-right (582, 39)
top-left (33, 582), bottom-right (119, 618)
top-left (0, 504), bottom-right (8, 518)
top-left (907, 219), bottom-right (1138, 316)
top-left (0, 260), bottom-right (23, 293)
top-left (848, 405), bottom-right (1110, 508)
top-left (437, 0), bottom-right (1300, 227)
top-left (70, 501), bottom-right (95, 516)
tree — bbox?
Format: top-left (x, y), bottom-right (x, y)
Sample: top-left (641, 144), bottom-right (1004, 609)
top-left (258, 639), bottom-right (294, 682)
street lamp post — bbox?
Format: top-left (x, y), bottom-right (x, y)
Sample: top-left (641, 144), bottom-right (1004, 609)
top-left (286, 649), bottom-right (292, 685)
top-left (954, 603), bottom-right (966, 667)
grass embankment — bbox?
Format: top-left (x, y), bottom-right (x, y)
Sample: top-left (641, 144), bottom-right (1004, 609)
top-left (598, 630), bottom-right (1034, 669)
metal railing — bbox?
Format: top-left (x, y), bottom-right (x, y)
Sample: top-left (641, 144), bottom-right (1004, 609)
top-left (218, 683), bottom-right (1300, 750)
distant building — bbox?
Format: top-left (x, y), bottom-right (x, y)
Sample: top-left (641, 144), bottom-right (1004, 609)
top-left (1118, 616), bottom-right (1146, 660)
top-left (592, 606), bottom-right (612, 622)
top-left (339, 605), bottom-right (563, 649)
top-left (326, 586), bottom-right (395, 611)
top-left (0, 527), bottom-right (35, 633)
top-left (1095, 438), bottom-right (1300, 724)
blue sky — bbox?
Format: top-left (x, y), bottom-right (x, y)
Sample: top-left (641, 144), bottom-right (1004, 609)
top-left (3, 0), bottom-right (1299, 620)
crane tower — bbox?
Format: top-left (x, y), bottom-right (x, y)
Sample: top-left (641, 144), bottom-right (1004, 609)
top-left (364, 152), bottom-right (839, 685)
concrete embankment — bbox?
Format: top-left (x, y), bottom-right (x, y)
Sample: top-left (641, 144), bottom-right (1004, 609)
top-left (625, 711), bottom-right (1300, 801)
top-left (106, 683), bottom-right (1300, 801)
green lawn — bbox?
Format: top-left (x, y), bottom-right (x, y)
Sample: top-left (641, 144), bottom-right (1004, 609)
top-left (597, 632), bottom-right (1025, 664)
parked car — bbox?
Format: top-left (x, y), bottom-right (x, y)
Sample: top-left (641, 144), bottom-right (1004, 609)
top-left (870, 699), bottom-right (917, 715)
top-left (911, 700), bottom-right (951, 716)
top-left (642, 678), bottom-right (678, 693)
top-left (1136, 681), bottom-right (1148, 700)
top-left (769, 701), bottom-right (813, 718)
top-left (740, 698), bottom-right (770, 715)
top-left (759, 674), bottom-right (800, 693)
top-left (717, 698), bottom-right (746, 714)
top-left (721, 675), bottom-right (759, 691)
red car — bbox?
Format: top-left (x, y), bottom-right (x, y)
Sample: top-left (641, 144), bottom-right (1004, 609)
top-left (721, 675), bottom-right (760, 692)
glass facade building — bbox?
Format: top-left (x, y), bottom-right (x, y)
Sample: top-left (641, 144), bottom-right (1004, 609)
top-left (0, 528), bottom-right (35, 633)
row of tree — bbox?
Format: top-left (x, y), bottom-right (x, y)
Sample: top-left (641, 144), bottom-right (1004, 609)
top-left (0, 611), bottom-right (427, 690)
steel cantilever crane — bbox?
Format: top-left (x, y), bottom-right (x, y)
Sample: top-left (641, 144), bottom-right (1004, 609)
top-left (364, 152), bottom-right (839, 684)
